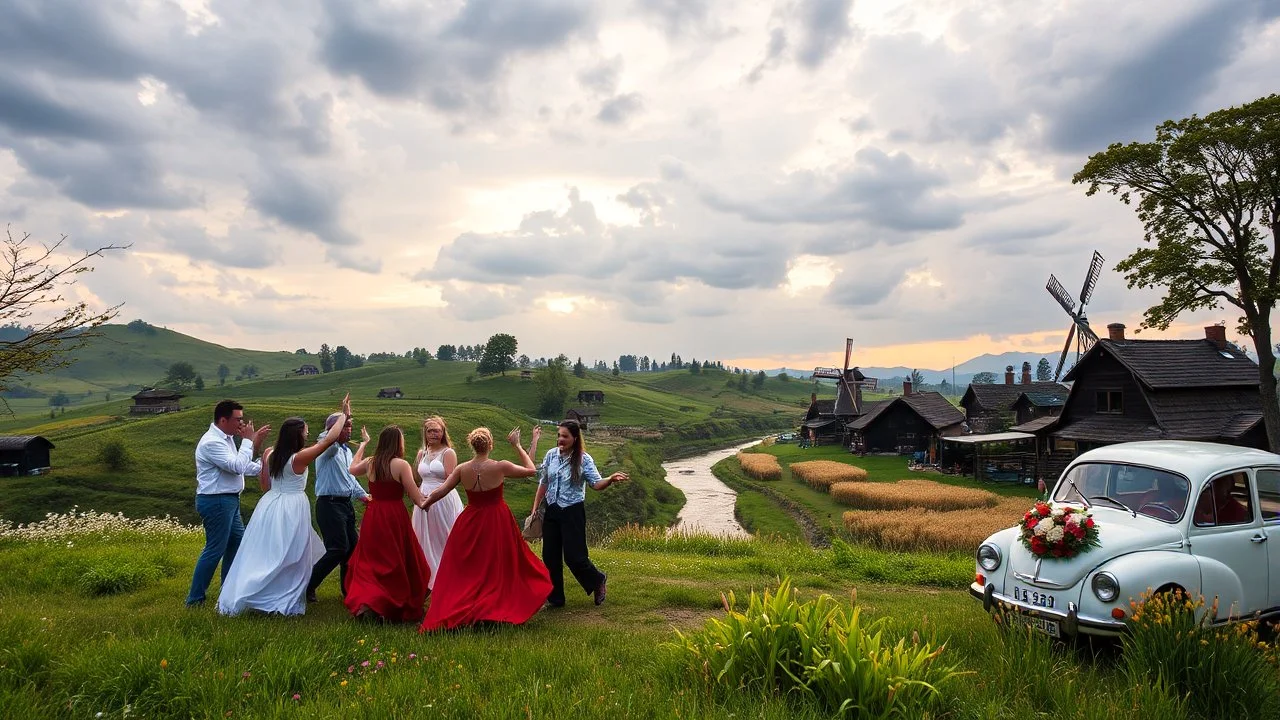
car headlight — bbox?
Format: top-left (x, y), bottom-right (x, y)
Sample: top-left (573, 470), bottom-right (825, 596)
top-left (977, 543), bottom-right (1002, 572)
top-left (1091, 572), bottom-right (1120, 603)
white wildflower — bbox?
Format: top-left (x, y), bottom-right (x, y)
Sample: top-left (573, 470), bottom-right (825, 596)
top-left (1035, 518), bottom-right (1055, 537)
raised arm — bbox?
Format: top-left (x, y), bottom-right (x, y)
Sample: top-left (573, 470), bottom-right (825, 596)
top-left (498, 427), bottom-right (537, 478)
top-left (348, 426), bottom-right (372, 476)
top-left (527, 425), bottom-right (541, 462)
top-left (291, 412), bottom-right (347, 474)
top-left (198, 431), bottom-right (263, 477)
top-left (259, 447), bottom-right (274, 492)
top-left (583, 453), bottom-right (628, 491)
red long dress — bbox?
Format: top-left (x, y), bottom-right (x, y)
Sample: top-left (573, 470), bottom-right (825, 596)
top-left (420, 484), bottom-right (553, 631)
top-left (343, 477), bottom-right (431, 622)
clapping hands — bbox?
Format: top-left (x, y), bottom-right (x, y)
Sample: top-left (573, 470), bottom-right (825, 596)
top-left (360, 426), bottom-right (370, 444)
top-left (507, 427), bottom-right (522, 447)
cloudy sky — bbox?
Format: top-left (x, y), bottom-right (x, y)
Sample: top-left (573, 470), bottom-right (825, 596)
top-left (3, 0), bottom-right (1278, 371)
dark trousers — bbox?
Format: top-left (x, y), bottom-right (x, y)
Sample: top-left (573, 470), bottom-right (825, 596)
top-left (309, 496), bottom-right (358, 595)
top-left (543, 501), bottom-right (604, 605)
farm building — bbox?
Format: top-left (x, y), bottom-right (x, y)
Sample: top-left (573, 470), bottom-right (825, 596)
top-left (377, 387), bottom-right (404, 399)
top-left (565, 407), bottom-right (601, 430)
top-left (0, 435), bottom-right (54, 476)
top-left (520, 369), bottom-right (533, 380)
top-left (849, 382), bottom-right (965, 459)
top-left (295, 364), bottom-right (319, 375)
top-left (801, 395), bottom-right (843, 445)
top-left (959, 363), bottom-right (1069, 433)
top-left (130, 388), bottom-right (183, 414)
top-left (577, 390), bottom-right (605, 404)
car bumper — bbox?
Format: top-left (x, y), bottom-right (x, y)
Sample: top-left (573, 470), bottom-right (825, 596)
top-left (969, 582), bottom-right (1127, 637)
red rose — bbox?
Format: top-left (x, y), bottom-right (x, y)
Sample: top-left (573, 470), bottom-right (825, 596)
top-left (1035, 502), bottom-right (1051, 516)
top-left (1085, 517), bottom-right (1095, 528)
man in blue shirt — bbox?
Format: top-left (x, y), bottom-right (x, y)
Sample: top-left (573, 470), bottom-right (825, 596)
top-left (306, 395), bottom-right (369, 602)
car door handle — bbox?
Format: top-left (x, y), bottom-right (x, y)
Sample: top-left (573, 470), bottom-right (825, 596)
top-left (1251, 533), bottom-right (1268, 544)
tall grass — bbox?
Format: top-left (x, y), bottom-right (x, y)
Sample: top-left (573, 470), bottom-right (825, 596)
top-left (842, 498), bottom-right (1029, 552)
top-left (790, 460), bottom-right (868, 491)
top-left (736, 452), bottom-right (782, 481)
top-left (830, 478), bottom-right (997, 510)
top-left (602, 524), bottom-right (762, 557)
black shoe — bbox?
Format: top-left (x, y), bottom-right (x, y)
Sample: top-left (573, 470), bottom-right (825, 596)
top-left (306, 589), bottom-right (318, 603)
top-left (594, 575), bottom-right (607, 606)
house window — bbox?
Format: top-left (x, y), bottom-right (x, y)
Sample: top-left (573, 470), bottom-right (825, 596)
top-left (1095, 390), bottom-right (1123, 414)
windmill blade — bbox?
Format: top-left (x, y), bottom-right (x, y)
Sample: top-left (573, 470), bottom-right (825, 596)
top-left (1054, 324), bottom-right (1076, 381)
top-left (1078, 250), bottom-right (1105, 305)
top-left (1077, 320), bottom-right (1099, 345)
top-left (1046, 275), bottom-right (1076, 316)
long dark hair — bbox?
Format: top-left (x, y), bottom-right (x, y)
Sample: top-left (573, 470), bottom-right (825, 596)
top-left (372, 425), bottom-right (404, 484)
top-left (559, 420), bottom-right (584, 487)
top-left (269, 417), bottom-right (306, 479)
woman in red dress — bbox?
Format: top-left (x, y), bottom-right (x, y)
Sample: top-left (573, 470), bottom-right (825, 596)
top-left (420, 427), bottom-right (552, 631)
top-left (343, 425), bottom-right (433, 622)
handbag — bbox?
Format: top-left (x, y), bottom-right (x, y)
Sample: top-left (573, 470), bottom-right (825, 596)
top-left (522, 498), bottom-right (547, 540)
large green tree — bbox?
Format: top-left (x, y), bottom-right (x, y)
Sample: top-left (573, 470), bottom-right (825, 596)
top-left (535, 355), bottom-right (570, 416)
top-left (1074, 94), bottom-right (1280, 450)
top-left (1036, 358), bottom-right (1053, 382)
top-left (0, 230), bottom-right (123, 404)
top-left (478, 333), bottom-right (518, 376)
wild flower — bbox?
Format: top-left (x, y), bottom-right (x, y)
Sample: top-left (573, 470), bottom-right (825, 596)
top-left (0, 507), bottom-right (200, 543)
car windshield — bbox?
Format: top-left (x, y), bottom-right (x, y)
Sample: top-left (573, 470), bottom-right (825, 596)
top-left (1052, 462), bottom-right (1190, 523)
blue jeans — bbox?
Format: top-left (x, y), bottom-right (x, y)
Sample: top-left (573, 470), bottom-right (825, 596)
top-left (186, 493), bottom-right (244, 605)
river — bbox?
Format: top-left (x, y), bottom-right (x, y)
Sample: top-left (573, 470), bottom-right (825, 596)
top-left (662, 438), bottom-right (764, 538)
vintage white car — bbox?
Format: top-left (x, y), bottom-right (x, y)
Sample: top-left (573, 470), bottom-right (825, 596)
top-left (970, 441), bottom-right (1280, 637)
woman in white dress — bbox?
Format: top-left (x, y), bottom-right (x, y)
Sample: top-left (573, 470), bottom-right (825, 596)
top-left (410, 415), bottom-right (462, 589)
top-left (218, 411), bottom-right (347, 616)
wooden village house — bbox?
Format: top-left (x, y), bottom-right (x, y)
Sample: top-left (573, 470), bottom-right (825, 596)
top-left (849, 381), bottom-right (966, 460)
top-left (294, 364), bottom-right (319, 375)
top-left (377, 387), bottom-right (404, 399)
top-left (565, 407), bottom-right (600, 430)
top-left (0, 435), bottom-right (54, 476)
top-left (1010, 324), bottom-right (1266, 480)
top-left (577, 390), bottom-right (606, 404)
top-left (801, 366), bottom-right (869, 445)
top-left (959, 362), bottom-right (1069, 433)
top-left (130, 388), bottom-right (183, 415)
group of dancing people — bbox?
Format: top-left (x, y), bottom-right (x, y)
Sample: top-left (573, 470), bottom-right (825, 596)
top-left (183, 394), bottom-right (627, 630)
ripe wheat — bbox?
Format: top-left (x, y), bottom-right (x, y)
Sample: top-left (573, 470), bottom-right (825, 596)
top-left (790, 460), bottom-right (868, 491)
top-left (736, 452), bottom-right (782, 481)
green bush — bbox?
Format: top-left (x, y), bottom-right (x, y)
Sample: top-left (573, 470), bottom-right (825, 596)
top-left (672, 578), bottom-right (960, 717)
top-left (77, 558), bottom-right (163, 596)
top-left (1121, 590), bottom-right (1280, 719)
top-left (97, 438), bottom-right (133, 471)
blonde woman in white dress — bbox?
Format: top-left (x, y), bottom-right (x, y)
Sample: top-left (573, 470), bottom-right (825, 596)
top-left (411, 416), bottom-right (462, 589)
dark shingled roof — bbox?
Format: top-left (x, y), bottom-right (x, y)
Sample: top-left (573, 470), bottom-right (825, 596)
top-left (802, 418), bottom-right (842, 429)
top-left (566, 407), bottom-right (600, 418)
top-left (1054, 416), bottom-right (1164, 443)
top-left (851, 393), bottom-right (964, 432)
top-left (848, 400), bottom-right (891, 430)
top-left (0, 435), bottom-right (54, 451)
top-left (1064, 339), bottom-right (1258, 389)
top-left (901, 391), bottom-right (966, 430)
top-left (132, 388), bottom-right (183, 400)
top-left (1018, 389), bottom-right (1069, 408)
top-left (962, 382), bottom-right (1069, 412)
top-left (810, 399), bottom-right (836, 416)
top-left (1145, 387), bottom-right (1265, 440)
top-left (1010, 415), bottom-right (1059, 433)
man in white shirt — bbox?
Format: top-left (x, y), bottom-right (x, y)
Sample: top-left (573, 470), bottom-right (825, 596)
top-left (185, 399), bottom-right (271, 606)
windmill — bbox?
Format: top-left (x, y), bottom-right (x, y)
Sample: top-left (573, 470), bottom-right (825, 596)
top-left (811, 339), bottom-right (878, 416)
top-left (1046, 250), bottom-right (1105, 381)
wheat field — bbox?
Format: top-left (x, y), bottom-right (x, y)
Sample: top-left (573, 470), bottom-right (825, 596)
top-left (842, 496), bottom-right (1030, 552)
top-left (790, 460), bottom-right (868, 491)
top-left (829, 478), bottom-right (998, 510)
top-left (737, 451), bottom-right (783, 480)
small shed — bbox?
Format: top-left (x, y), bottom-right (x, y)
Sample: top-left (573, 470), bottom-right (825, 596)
top-left (0, 435), bottom-right (55, 476)
top-left (565, 407), bottom-right (601, 429)
top-left (520, 369), bottom-right (534, 381)
top-left (577, 390), bottom-right (606, 404)
top-left (130, 388), bottom-right (183, 414)
top-left (377, 387), bottom-right (404, 399)
top-left (295, 364), bottom-right (319, 375)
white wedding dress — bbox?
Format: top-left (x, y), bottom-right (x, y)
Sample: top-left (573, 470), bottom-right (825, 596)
top-left (218, 454), bottom-right (324, 616)
top-left (411, 448), bottom-right (463, 589)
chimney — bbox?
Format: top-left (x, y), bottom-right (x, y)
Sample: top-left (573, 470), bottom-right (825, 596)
top-left (1021, 361), bottom-right (1032, 385)
top-left (1107, 323), bottom-right (1126, 341)
top-left (810, 392), bottom-right (818, 405)
top-left (902, 380), bottom-right (912, 396)
top-left (1004, 365), bottom-right (1015, 385)
top-left (1205, 325), bottom-right (1227, 351)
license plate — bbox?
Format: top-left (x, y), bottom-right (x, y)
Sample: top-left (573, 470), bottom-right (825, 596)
top-left (1009, 613), bottom-right (1061, 638)
top-left (1011, 586), bottom-right (1057, 609)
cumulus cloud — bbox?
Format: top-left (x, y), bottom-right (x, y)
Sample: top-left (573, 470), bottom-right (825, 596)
top-left (248, 163), bottom-right (360, 249)
top-left (596, 93), bottom-right (644, 125)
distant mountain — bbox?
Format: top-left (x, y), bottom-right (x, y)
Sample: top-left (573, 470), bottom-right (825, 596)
top-left (764, 352), bottom-right (1073, 388)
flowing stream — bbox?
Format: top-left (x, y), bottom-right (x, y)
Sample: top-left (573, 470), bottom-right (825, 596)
top-left (662, 438), bottom-right (764, 538)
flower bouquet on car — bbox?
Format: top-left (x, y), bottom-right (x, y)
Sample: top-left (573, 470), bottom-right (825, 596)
top-left (1019, 501), bottom-right (1100, 559)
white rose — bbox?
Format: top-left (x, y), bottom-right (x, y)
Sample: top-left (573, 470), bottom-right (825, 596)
top-left (1035, 518), bottom-right (1055, 537)
top-left (1050, 507), bottom-right (1065, 519)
